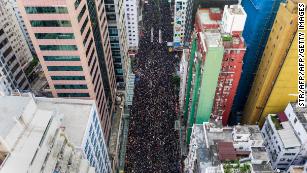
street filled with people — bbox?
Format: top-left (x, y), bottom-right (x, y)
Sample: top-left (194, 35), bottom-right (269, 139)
top-left (125, 0), bottom-right (180, 172)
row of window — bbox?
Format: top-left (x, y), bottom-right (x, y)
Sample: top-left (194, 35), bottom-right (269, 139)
top-left (51, 76), bottom-right (85, 80)
top-left (47, 66), bottom-right (83, 71)
top-left (54, 84), bottom-right (88, 89)
top-left (58, 93), bottom-right (89, 97)
top-left (40, 45), bottom-right (78, 51)
top-left (30, 20), bottom-right (71, 27)
top-left (44, 56), bottom-right (80, 61)
top-left (35, 33), bottom-right (75, 39)
top-left (25, 7), bottom-right (68, 14)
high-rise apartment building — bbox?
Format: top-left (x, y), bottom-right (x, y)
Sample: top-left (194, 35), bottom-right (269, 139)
top-left (0, 94), bottom-right (111, 173)
top-left (125, 0), bottom-right (140, 51)
top-left (242, 0), bottom-right (306, 125)
top-left (262, 103), bottom-right (307, 171)
top-left (183, 0), bottom-right (238, 45)
top-left (105, 0), bottom-right (129, 89)
top-left (7, 0), bottom-right (35, 53)
top-left (173, 0), bottom-right (188, 48)
top-left (183, 5), bottom-right (246, 142)
top-left (230, 0), bottom-right (282, 124)
top-left (0, 3), bottom-right (31, 96)
top-left (0, 0), bottom-right (33, 70)
top-left (18, 0), bottom-right (117, 139)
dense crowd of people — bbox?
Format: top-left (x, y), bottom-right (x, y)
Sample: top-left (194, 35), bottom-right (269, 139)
top-left (125, 0), bottom-right (180, 172)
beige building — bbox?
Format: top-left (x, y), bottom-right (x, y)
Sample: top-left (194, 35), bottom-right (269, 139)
top-left (0, 94), bottom-right (112, 173)
top-left (18, 0), bottom-right (117, 139)
top-left (0, 0), bottom-right (33, 70)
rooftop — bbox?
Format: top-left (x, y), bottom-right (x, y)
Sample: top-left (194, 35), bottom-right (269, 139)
top-left (290, 102), bottom-right (307, 131)
top-left (1, 109), bottom-right (53, 173)
top-left (278, 121), bottom-right (301, 148)
top-left (234, 125), bottom-right (260, 134)
top-left (0, 95), bottom-right (95, 146)
top-left (227, 5), bottom-right (244, 15)
top-left (251, 163), bottom-right (274, 173)
top-left (0, 96), bottom-right (31, 137)
top-left (217, 142), bottom-right (237, 161)
top-left (251, 147), bottom-right (270, 162)
top-left (198, 9), bottom-right (219, 26)
top-left (36, 97), bottom-right (93, 146)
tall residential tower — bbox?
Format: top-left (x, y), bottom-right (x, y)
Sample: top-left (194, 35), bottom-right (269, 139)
top-left (18, 0), bottom-right (117, 139)
top-left (105, 0), bottom-right (129, 89)
top-left (242, 0), bottom-right (307, 125)
top-left (230, 0), bottom-right (282, 124)
top-left (0, 1), bottom-right (31, 95)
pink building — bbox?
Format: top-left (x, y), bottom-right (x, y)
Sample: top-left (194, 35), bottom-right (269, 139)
top-left (18, 0), bottom-right (116, 140)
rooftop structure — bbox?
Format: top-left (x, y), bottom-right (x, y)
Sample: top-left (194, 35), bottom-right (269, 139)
top-left (262, 103), bottom-right (307, 171)
top-left (0, 94), bottom-right (111, 173)
top-left (183, 0), bottom-right (238, 45)
top-left (185, 123), bottom-right (273, 173)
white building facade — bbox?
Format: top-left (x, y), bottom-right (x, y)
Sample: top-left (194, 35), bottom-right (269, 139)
top-left (0, 0), bottom-right (33, 69)
top-left (0, 94), bottom-right (111, 173)
top-left (124, 0), bottom-right (139, 50)
top-left (7, 0), bottom-right (35, 53)
top-left (173, 0), bottom-right (187, 48)
top-left (0, 2), bottom-right (31, 96)
top-left (262, 103), bottom-right (307, 171)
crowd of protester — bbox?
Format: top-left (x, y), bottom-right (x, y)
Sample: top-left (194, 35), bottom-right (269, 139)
top-left (125, 0), bottom-right (180, 172)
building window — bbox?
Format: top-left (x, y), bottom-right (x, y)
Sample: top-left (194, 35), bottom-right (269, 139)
top-left (47, 66), bottom-right (83, 71)
top-left (80, 17), bottom-right (89, 34)
top-left (35, 33), bottom-right (75, 39)
top-left (74, 0), bottom-right (83, 9)
top-left (30, 20), bottom-right (71, 27)
top-left (39, 45), bottom-right (78, 51)
top-left (25, 7), bottom-right (68, 14)
top-left (78, 5), bottom-right (87, 22)
top-left (44, 56), bottom-right (80, 61)
top-left (58, 93), bottom-right (90, 97)
top-left (51, 76), bottom-right (85, 80)
top-left (54, 84), bottom-right (88, 89)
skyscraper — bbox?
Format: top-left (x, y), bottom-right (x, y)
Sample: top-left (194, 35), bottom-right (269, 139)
top-left (230, 0), bottom-right (282, 124)
top-left (105, 0), bottom-right (129, 89)
top-left (183, 5), bottom-right (246, 142)
top-left (242, 0), bottom-right (307, 125)
top-left (125, 0), bottom-right (140, 51)
top-left (7, 0), bottom-right (35, 53)
top-left (18, 0), bottom-right (117, 139)
top-left (0, 1), bottom-right (31, 96)
top-left (0, 0), bottom-right (33, 70)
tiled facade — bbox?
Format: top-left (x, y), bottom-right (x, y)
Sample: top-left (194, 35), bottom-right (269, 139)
top-left (18, 0), bottom-right (116, 140)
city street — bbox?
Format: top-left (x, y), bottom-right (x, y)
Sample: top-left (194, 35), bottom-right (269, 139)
top-left (125, 0), bottom-right (181, 172)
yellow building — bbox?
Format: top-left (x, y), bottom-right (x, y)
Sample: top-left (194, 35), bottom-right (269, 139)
top-left (242, 0), bottom-right (307, 125)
